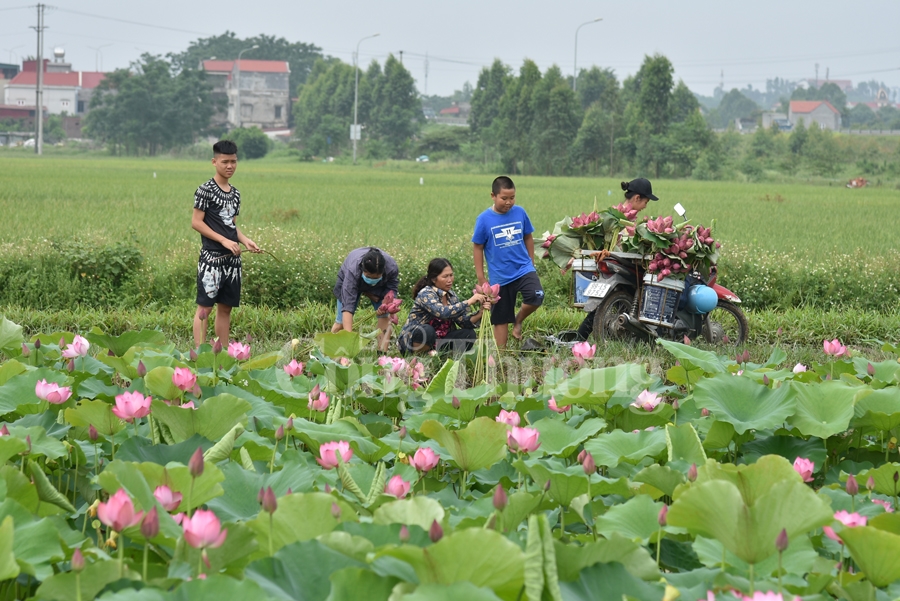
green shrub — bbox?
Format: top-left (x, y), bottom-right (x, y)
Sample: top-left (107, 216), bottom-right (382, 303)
top-left (229, 127), bottom-right (272, 160)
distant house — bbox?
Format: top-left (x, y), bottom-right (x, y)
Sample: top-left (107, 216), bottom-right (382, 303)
top-left (2, 51), bottom-right (104, 119)
top-left (846, 87), bottom-right (900, 112)
top-left (761, 112), bottom-right (792, 131)
top-left (202, 60), bottom-right (290, 130)
top-left (788, 100), bottom-right (840, 130)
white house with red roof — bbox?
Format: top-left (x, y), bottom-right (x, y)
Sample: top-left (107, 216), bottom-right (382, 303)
top-left (788, 100), bottom-right (841, 130)
top-left (202, 59), bottom-right (290, 130)
top-left (2, 51), bottom-right (105, 116)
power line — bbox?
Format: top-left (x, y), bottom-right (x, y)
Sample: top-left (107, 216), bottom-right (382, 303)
top-left (0, 5), bottom-right (32, 12)
top-left (54, 7), bottom-right (212, 36)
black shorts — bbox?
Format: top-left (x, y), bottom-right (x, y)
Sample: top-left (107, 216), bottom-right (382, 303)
top-left (491, 272), bottom-right (544, 325)
top-left (196, 249), bottom-right (242, 307)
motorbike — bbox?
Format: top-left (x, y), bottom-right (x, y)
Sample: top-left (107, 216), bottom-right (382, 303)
top-left (572, 203), bottom-right (748, 346)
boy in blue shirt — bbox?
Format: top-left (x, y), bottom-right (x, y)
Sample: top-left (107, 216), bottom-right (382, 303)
top-left (472, 176), bottom-right (544, 348)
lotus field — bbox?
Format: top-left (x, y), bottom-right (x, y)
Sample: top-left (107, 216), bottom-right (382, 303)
top-left (2, 314), bottom-right (900, 601)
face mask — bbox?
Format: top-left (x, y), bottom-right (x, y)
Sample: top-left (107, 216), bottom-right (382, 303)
top-left (362, 274), bottom-right (382, 286)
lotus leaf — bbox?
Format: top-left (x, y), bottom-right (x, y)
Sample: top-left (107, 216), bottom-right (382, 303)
top-left (692, 373), bottom-right (797, 434)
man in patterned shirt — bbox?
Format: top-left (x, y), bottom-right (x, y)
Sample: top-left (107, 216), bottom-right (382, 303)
top-left (191, 140), bottom-right (260, 348)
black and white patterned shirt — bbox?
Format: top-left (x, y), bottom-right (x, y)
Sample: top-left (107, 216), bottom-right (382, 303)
top-left (194, 178), bottom-right (240, 254)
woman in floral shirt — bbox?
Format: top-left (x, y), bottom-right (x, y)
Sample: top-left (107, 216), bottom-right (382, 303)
top-left (398, 258), bottom-right (490, 355)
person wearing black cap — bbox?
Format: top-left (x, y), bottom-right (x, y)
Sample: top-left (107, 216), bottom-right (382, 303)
top-left (574, 178), bottom-right (658, 341)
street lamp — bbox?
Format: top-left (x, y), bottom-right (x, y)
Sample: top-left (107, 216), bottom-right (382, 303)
top-left (573, 18), bottom-right (602, 92)
top-left (235, 44), bottom-right (259, 128)
top-left (352, 33), bottom-right (379, 164)
top-left (86, 44), bottom-right (112, 71)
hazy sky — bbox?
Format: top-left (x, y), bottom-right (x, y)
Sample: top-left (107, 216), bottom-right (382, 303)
top-left (3, 0), bottom-right (899, 100)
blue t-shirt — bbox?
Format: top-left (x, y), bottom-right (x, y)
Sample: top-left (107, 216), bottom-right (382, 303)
top-left (472, 205), bottom-right (535, 286)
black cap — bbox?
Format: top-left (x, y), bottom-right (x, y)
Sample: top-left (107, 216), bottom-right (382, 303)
top-left (627, 178), bottom-right (658, 201)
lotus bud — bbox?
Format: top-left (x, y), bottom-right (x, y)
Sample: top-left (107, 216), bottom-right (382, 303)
top-left (331, 502), bottom-right (341, 520)
top-left (577, 449), bottom-right (588, 463)
top-left (286, 488), bottom-right (292, 495)
top-left (286, 417), bottom-right (294, 431)
top-left (324, 484), bottom-right (332, 494)
top-left (743, 350), bottom-right (751, 363)
top-left (21, 343), bottom-right (30, 357)
top-left (775, 528), bottom-right (789, 552)
top-left (894, 471), bottom-right (899, 484)
top-left (24, 435), bottom-right (31, 454)
top-left (60, 337), bottom-right (66, 348)
top-left (34, 338), bottom-right (41, 349)
top-left (672, 399), bottom-right (680, 411)
top-left (777, 327), bottom-right (783, 336)
top-left (71, 548), bottom-right (85, 572)
top-left (212, 339), bottom-right (223, 355)
top-left (493, 486), bottom-right (508, 512)
top-left (582, 452), bottom-right (596, 475)
top-left (544, 480), bottom-right (551, 491)
top-left (867, 363), bottom-right (875, 377)
top-left (658, 505), bottom-right (668, 526)
top-left (399, 524), bottom-right (410, 542)
top-left (701, 408), bottom-right (710, 417)
top-left (867, 476), bottom-right (876, 492)
top-left (245, 334), bottom-right (253, 343)
top-left (399, 426), bottom-right (407, 439)
top-left (688, 463), bottom-right (698, 482)
top-left (261, 487), bottom-right (277, 514)
top-left (189, 447), bottom-right (204, 478)
top-left (257, 488), bottom-right (265, 504)
top-left (192, 382), bottom-right (202, 398)
top-left (846, 474), bottom-right (859, 496)
top-left (452, 396), bottom-right (460, 409)
top-left (89, 424), bottom-right (99, 442)
top-left (67, 359), bottom-right (75, 372)
top-left (0, 424), bottom-right (9, 437)
top-left (429, 520), bottom-right (443, 543)
top-left (763, 375), bottom-right (770, 386)
top-left (275, 425), bottom-right (285, 441)
top-left (189, 348), bottom-right (198, 362)
top-left (141, 507), bottom-right (159, 539)
top-left (136, 361), bottom-right (147, 378)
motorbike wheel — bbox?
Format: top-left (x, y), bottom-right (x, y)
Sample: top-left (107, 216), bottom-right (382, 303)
top-left (702, 301), bottom-right (749, 346)
top-left (592, 290), bottom-right (634, 344)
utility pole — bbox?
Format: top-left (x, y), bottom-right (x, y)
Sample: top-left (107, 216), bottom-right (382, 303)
top-left (423, 51), bottom-right (429, 96)
top-left (32, 3), bottom-right (46, 155)
top-left (573, 18), bottom-right (602, 92)
top-left (352, 33), bottom-right (379, 164)
top-left (399, 50), bottom-right (403, 65)
top-left (815, 63), bottom-right (819, 88)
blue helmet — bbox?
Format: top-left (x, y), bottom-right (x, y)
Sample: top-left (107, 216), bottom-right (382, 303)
top-left (685, 285), bottom-right (718, 314)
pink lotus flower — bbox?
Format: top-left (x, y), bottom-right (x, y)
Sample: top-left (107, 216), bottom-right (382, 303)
top-left (308, 385), bottom-right (329, 412)
top-left (172, 367), bottom-right (197, 392)
top-left (496, 410), bottom-right (520, 427)
top-left (111, 391), bottom-right (152, 423)
top-left (572, 341), bottom-right (596, 362)
top-left (792, 363), bottom-right (807, 374)
top-left (410, 448), bottom-right (440, 472)
top-left (316, 440), bottom-right (353, 469)
top-left (227, 341), bottom-right (251, 360)
top-left (97, 489), bottom-right (144, 532)
top-left (35, 379), bottom-right (72, 404)
top-left (379, 290), bottom-right (403, 314)
top-left (823, 526), bottom-right (842, 542)
top-left (384, 475), bottom-right (411, 499)
top-left (474, 282), bottom-right (501, 303)
top-left (741, 592), bottom-right (800, 601)
top-left (182, 509), bottom-right (227, 549)
top-left (548, 396), bottom-right (571, 413)
top-left (793, 457), bottom-right (815, 482)
top-left (339, 357), bottom-right (351, 367)
top-left (631, 390), bottom-right (661, 411)
top-left (180, 401), bottom-right (196, 410)
top-left (507, 427), bottom-right (541, 453)
top-left (872, 499), bottom-right (894, 512)
top-left (823, 338), bottom-right (847, 357)
top-left (541, 234), bottom-right (557, 249)
top-left (283, 360), bottom-right (304, 377)
top-left (153, 485), bottom-right (183, 512)
top-left (61, 335), bottom-right (90, 359)
top-left (834, 510), bottom-right (867, 528)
